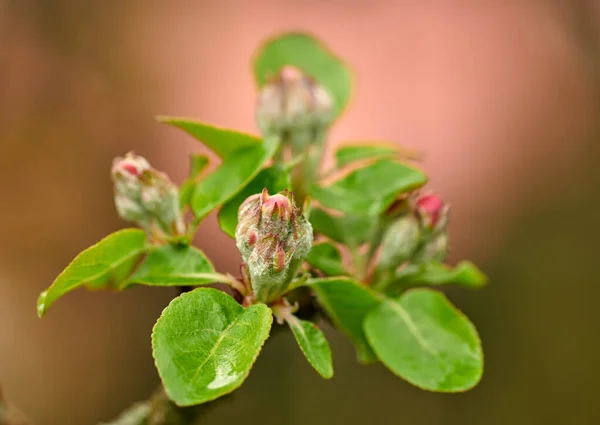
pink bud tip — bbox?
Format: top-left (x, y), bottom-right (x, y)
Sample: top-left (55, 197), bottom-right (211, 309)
top-left (262, 194), bottom-right (292, 218)
top-left (121, 162), bottom-right (140, 176)
top-left (416, 193), bottom-right (444, 227)
top-left (279, 66), bottom-right (303, 84)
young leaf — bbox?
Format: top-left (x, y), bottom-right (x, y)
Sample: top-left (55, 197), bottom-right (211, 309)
top-left (37, 229), bottom-right (147, 317)
top-left (152, 288), bottom-right (272, 406)
top-left (287, 317), bottom-right (333, 379)
top-left (306, 242), bottom-right (346, 276)
top-left (253, 33), bottom-right (352, 118)
top-left (218, 165), bottom-right (291, 238)
top-left (157, 117), bottom-right (261, 160)
top-left (191, 136), bottom-right (280, 220)
top-left (334, 143), bottom-right (423, 169)
top-left (310, 208), bottom-right (379, 247)
top-left (364, 289), bottom-right (483, 392)
top-left (335, 145), bottom-right (398, 169)
top-left (310, 277), bottom-right (381, 363)
top-left (180, 154), bottom-right (210, 209)
top-left (312, 159), bottom-right (427, 216)
top-left (124, 244), bottom-right (216, 288)
top-left (385, 261), bottom-right (488, 296)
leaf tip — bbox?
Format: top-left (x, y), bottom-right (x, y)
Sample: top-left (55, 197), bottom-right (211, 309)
top-left (36, 290), bottom-right (48, 318)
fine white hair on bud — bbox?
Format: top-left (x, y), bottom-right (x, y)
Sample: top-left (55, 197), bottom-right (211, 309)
top-left (255, 66), bottom-right (334, 150)
top-left (378, 215), bottom-right (421, 272)
top-left (235, 188), bottom-right (313, 303)
top-left (111, 152), bottom-right (184, 236)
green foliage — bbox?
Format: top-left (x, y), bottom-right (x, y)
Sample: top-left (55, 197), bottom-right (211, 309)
top-left (179, 154), bottom-right (209, 209)
top-left (253, 33), bottom-right (352, 118)
top-left (218, 165), bottom-right (291, 238)
top-left (191, 136), bottom-right (280, 220)
top-left (287, 316), bottom-right (334, 378)
top-left (125, 245), bottom-right (215, 288)
top-left (157, 117), bottom-right (261, 160)
top-left (311, 277), bottom-right (382, 363)
top-left (312, 159), bottom-right (427, 216)
top-left (384, 261), bottom-right (488, 296)
top-left (38, 31), bottom-right (488, 412)
top-left (37, 229), bottom-right (147, 317)
top-left (364, 289), bottom-right (483, 392)
top-left (306, 242), bottom-right (346, 276)
top-left (152, 288), bottom-right (272, 406)
top-left (309, 207), bottom-right (380, 248)
top-left (334, 144), bottom-right (399, 169)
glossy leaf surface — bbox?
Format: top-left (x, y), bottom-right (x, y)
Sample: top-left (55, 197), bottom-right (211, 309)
top-left (364, 289), bottom-right (483, 392)
top-left (152, 288), bottom-right (272, 406)
top-left (126, 244), bottom-right (215, 287)
top-left (310, 277), bottom-right (381, 363)
top-left (288, 317), bottom-right (333, 378)
top-left (37, 229), bottom-right (147, 317)
top-left (313, 159), bottom-right (427, 216)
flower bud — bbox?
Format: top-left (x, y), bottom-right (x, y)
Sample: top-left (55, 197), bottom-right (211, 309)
top-left (256, 66), bottom-right (334, 150)
top-left (378, 214), bottom-right (421, 271)
top-left (413, 231), bottom-right (450, 263)
top-left (111, 152), bottom-right (184, 236)
top-left (235, 189), bottom-right (313, 303)
top-left (414, 193), bottom-right (450, 234)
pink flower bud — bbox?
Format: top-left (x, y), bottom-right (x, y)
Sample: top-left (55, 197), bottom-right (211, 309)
top-left (235, 189), bottom-right (313, 303)
top-left (111, 152), bottom-right (184, 236)
top-left (414, 193), bottom-right (450, 233)
top-left (256, 66), bottom-right (334, 149)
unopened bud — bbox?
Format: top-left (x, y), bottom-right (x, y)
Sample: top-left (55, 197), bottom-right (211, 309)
top-left (235, 189), bottom-right (313, 303)
top-left (378, 214), bottom-right (421, 271)
top-left (413, 231), bottom-right (449, 263)
top-left (256, 66), bottom-right (334, 150)
top-left (111, 152), bottom-right (184, 236)
top-left (414, 193), bottom-right (450, 234)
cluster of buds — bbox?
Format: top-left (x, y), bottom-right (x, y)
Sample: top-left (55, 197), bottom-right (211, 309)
top-left (256, 66), bottom-right (334, 151)
top-left (235, 189), bottom-right (313, 303)
top-left (378, 192), bottom-right (450, 271)
top-left (111, 152), bottom-right (184, 237)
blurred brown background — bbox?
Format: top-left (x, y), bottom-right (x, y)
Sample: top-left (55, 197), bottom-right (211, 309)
top-left (1, 0), bottom-right (600, 424)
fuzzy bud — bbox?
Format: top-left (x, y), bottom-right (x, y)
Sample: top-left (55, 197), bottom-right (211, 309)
top-left (378, 214), bottom-right (421, 271)
top-left (111, 152), bottom-right (184, 236)
top-left (256, 66), bottom-right (334, 150)
top-left (235, 189), bottom-right (313, 303)
top-left (413, 231), bottom-right (449, 263)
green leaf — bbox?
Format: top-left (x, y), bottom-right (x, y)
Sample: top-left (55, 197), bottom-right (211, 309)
top-left (306, 242), bottom-right (346, 276)
top-left (218, 165), bottom-right (291, 238)
top-left (191, 136), bottom-right (280, 220)
top-left (253, 33), bottom-right (352, 118)
top-left (37, 229), bottom-right (147, 317)
top-left (309, 208), bottom-right (379, 247)
top-left (152, 288), bottom-right (272, 406)
top-left (180, 154), bottom-right (210, 209)
top-left (125, 244), bottom-right (216, 288)
top-left (157, 117), bottom-right (261, 160)
top-left (310, 277), bottom-right (381, 363)
top-left (364, 289), bottom-right (483, 392)
top-left (312, 159), bottom-right (427, 216)
top-left (335, 144), bottom-right (398, 169)
top-left (287, 317), bottom-right (333, 378)
top-left (385, 261), bottom-right (488, 296)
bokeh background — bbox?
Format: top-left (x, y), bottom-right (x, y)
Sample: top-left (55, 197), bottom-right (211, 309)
top-left (1, 0), bottom-right (600, 424)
